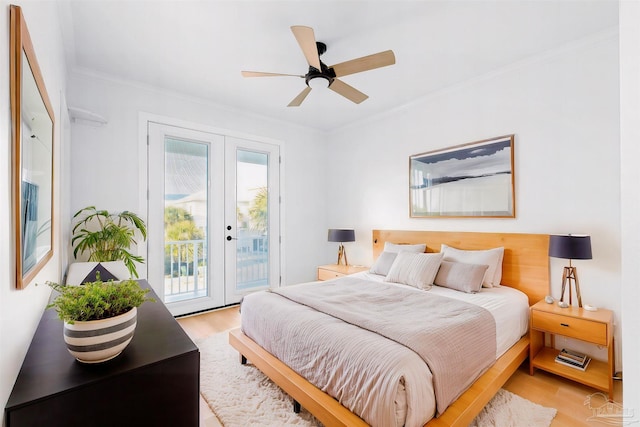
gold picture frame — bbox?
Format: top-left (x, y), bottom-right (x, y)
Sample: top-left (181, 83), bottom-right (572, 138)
top-left (409, 135), bottom-right (515, 218)
top-left (10, 5), bottom-right (55, 289)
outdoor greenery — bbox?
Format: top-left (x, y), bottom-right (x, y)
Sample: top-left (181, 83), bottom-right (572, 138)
top-left (165, 206), bottom-right (204, 241)
top-left (248, 187), bottom-right (268, 232)
top-left (161, 188), bottom-right (267, 278)
top-left (165, 206), bottom-right (194, 225)
top-left (236, 207), bottom-right (247, 229)
top-left (164, 206), bottom-right (204, 275)
top-left (46, 273), bottom-right (154, 323)
top-left (72, 206), bottom-right (147, 278)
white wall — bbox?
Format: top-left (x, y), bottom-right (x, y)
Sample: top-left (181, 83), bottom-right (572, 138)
top-left (67, 71), bottom-right (327, 287)
top-left (620, 0), bottom-right (640, 419)
top-left (0, 1), bottom-right (68, 424)
top-left (3, 3), bottom-right (635, 421)
top-left (326, 32), bottom-right (623, 368)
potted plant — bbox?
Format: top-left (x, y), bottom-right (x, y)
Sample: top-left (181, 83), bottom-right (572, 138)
top-left (71, 206), bottom-right (147, 280)
top-left (46, 274), bottom-right (154, 363)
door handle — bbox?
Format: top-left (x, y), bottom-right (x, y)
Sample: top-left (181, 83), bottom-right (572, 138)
top-left (226, 236), bottom-right (237, 241)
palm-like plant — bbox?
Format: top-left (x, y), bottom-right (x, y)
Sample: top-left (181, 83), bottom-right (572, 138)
top-left (72, 206), bottom-right (147, 278)
top-left (249, 187), bottom-right (268, 232)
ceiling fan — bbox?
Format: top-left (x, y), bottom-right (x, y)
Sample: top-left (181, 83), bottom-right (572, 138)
top-left (241, 26), bottom-right (396, 107)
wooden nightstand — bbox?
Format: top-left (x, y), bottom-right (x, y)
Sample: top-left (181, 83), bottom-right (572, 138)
top-left (317, 264), bottom-right (369, 281)
top-left (529, 299), bottom-right (614, 397)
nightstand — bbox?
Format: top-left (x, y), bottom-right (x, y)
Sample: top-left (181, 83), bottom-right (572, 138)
top-left (317, 264), bottom-right (369, 281)
top-left (529, 299), bottom-right (614, 397)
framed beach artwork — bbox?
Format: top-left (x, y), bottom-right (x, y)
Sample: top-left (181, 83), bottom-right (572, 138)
top-left (409, 135), bottom-right (515, 218)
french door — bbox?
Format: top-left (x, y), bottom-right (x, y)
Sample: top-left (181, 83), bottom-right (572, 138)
top-left (147, 122), bottom-right (280, 316)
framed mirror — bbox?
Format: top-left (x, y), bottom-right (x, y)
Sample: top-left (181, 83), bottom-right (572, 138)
top-left (10, 5), bottom-right (55, 289)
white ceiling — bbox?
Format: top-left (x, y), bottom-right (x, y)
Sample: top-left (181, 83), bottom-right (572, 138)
top-left (59, 0), bottom-right (618, 132)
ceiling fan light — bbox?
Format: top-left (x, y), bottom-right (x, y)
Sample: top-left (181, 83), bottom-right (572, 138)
top-left (308, 76), bottom-right (330, 90)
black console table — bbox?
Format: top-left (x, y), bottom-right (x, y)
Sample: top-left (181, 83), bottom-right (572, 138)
top-left (4, 280), bottom-right (199, 427)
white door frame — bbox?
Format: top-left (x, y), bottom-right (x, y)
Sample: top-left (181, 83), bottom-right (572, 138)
top-left (224, 136), bottom-right (280, 304)
top-left (138, 112), bottom-right (285, 315)
top-left (148, 122), bottom-right (225, 314)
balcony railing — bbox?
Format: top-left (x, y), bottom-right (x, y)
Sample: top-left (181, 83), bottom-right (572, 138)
top-left (164, 235), bottom-right (268, 302)
top-left (164, 239), bottom-right (206, 302)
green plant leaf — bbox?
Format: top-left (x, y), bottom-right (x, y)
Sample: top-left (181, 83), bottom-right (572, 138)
top-left (45, 278), bottom-right (154, 323)
top-left (71, 206), bottom-right (147, 277)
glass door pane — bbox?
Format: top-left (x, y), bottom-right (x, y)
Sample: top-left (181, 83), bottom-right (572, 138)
top-left (225, 138), bottom-right (280, 304)
top-left (235, 149), bottom-right (269, 291)
top-left (163, 138), bottom-right (208, 303)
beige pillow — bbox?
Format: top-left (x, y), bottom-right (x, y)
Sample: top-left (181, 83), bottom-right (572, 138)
top-left (434, 261), bottom-right (489, 293)
top-left (440, 244), bottom-right (504, 288)
top-left (370, 242), bottom-right (427, 276)
top-left (384, 252), bottom-right (444, 290)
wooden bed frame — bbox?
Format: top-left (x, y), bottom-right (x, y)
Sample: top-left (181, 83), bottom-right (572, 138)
top-left (229, 229), bottom-right (550, 427)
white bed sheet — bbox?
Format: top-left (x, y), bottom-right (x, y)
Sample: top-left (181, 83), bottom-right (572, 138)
top-left (353, 271), bottom-right (530, 357)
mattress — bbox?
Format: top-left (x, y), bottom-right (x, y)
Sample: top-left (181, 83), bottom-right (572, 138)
top-left (240, 272), bottom-right (529, 427)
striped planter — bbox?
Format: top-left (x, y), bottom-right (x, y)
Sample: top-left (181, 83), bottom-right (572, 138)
top-left (63, 307), bottom-right (137, 363)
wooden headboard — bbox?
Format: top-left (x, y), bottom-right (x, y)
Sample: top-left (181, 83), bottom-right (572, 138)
top-left (372, 230), bottom-right (549, 306)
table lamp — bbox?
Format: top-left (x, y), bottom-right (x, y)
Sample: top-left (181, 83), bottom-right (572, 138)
top-left (328, 229), bottom-right (355, 266)
top-left (548, 234), bottom-right (592, 307)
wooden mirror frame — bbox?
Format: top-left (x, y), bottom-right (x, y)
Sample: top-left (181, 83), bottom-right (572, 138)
top-left (10, 5), bottom-right (55, 289)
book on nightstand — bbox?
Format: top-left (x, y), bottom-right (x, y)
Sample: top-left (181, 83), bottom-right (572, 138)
top-left (555, 348), bottom-right (591, 371)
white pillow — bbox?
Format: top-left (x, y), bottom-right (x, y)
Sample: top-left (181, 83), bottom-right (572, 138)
top-left (383, 242), bottom-right (427, 253)
top-left (440, 244), bottom-right (504, 288)
top-left (384, 252), bottom-right (444, 290)
top-left (370, 242), bottom-right (427, 276)
top-left (434, 261), bottom-right (489, 293)
top-left (369, 251), bottom-right (398, 275)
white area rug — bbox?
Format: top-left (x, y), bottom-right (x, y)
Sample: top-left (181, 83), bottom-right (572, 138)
top-left (198, 332), bottom-right (557, 427)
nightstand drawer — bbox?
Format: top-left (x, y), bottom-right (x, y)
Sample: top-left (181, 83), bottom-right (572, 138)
top-left (317, 268), bottom-right (345, 281)
top-left (531, 311), bottom-right (607, 345)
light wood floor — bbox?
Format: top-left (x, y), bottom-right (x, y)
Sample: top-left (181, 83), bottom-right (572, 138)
top-left (178, 305), bottom-right (623, 427)
top-left (178, 306), bottom-right (241, 427)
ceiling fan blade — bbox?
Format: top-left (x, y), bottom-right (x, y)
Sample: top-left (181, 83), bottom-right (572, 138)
top-left (329, 79), bottom-right (368, 104)
top-left (241, 71), bottom-right (304, 78)
top-left (330, 50), bottom-right (396, 77)
top-left (290, 26), bottom-right (321, 70)
top-left (287, 86), bottom-right (312, 107)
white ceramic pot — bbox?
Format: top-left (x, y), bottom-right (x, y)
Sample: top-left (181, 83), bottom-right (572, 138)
top-left (63, 307), bottom-right (137, 363)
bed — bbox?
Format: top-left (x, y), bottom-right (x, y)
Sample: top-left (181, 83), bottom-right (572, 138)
top-left (229, 230), bottom-right (550, 427)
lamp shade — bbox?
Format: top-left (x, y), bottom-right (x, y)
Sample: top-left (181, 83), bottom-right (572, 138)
top-left (548, 235), bottom-right (592, 260)
top-left (328, 229), bottom-right (355, 243)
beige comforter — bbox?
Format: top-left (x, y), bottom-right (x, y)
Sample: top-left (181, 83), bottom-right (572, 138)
top-left (241, 277), bottom-right (496, 426)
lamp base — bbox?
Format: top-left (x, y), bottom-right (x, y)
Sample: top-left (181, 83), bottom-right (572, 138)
top-left (559, 266), bottom-right (582, 308)
top-left (336, 244), bottom-right (348, 266)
